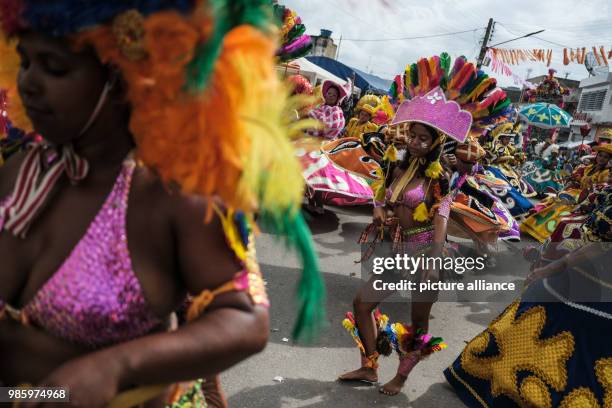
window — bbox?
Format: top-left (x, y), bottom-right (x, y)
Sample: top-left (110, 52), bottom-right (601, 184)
top-left (578, 89), bottom-right (607, 111)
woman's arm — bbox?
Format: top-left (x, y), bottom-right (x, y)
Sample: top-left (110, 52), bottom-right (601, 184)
top-left (114, 196), bottom-right (269, 385)
top-left (430, 211), bottom-right (449, 257)
top-left (526, 242), bottom-right (608, 286)
top-left (38, 196), bottom-right (269, 406)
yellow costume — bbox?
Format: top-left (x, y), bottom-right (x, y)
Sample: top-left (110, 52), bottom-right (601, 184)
top-left (344, 97), bottom-right (380, 141)
top-left (345, 117), bottom-right (379, 140)
top-left (521, 162), bottom-right (609, 243)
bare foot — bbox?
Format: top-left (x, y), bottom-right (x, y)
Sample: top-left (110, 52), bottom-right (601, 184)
top-left (379, 373), bottom-right (407, 396)
top-left (338, 367), bottom-right (378, 384)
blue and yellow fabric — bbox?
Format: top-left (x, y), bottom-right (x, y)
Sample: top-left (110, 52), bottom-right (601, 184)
top-left (480, 166), bottom-right (534, 217)
top-left (521, 165), bottom-right (609, 243)
top-left (445, 292), bottom-right (612, 408)
top-left (522, 159), bottom-right (563, 197)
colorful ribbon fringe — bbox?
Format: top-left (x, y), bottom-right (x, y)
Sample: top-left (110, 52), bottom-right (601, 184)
top-left (342, 310), bottom-right (447, 358)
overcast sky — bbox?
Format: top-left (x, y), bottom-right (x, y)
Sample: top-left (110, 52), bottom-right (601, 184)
top-left (282, 0), bottom-right (612, 87)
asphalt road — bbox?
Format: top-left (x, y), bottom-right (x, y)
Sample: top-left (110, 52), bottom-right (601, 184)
top-left (222, 205), bottom-right (534, 407)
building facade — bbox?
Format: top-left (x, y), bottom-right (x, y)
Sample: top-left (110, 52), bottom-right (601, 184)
top-left (309, 29), bottom-right (338, 60)
top-left (569, 73), bottom-right (612, 144)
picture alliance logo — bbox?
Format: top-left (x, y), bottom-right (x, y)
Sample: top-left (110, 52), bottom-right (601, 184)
top-left (371, 254), bottom-right (487, 275)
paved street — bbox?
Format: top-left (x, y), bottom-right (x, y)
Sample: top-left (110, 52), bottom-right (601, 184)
top-left (223, 205), bottom-right (533, 407)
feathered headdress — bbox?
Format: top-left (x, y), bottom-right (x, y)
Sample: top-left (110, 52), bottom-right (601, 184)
top-left (403, 52), bottom-right (515, 138)
top-left (379, 53), bottom-right (515, 221)
top-left (0, 0), bottom-right (324, 341)
top-left (272, 2), bottom-right (313, 62)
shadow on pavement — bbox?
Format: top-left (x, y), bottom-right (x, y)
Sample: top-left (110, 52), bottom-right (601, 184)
top-left (409, 381), bottom-right (463, 408)
top-left (227, 377), bottom-right (411, 408)
top-left (308, 220), bottom-right (369, 260)
top-left (303, 209), bottom-right (341, 236)
top-left (261, 263), bottom-right (442, 349)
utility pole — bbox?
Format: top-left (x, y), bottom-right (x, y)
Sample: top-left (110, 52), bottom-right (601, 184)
top-left (476, 18), bottom-right (495, 69)
top-left (335, 35), bottom-right (343, 61)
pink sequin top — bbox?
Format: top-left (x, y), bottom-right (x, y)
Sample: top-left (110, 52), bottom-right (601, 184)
top-left (386, 180), bottom-right (452, 219)
top-left (0, 160), bottom-right (162, 349)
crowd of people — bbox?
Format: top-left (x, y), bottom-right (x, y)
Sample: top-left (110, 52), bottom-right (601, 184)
top-left (288, 52), bottom-right (610, 406)
top-left (0, 1), bottom-right (610, 408)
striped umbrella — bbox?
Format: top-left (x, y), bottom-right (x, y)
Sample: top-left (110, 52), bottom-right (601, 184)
top-left (518, 102), bottom-right (572, 129)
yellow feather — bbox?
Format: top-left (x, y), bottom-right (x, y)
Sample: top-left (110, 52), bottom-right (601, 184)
top-left (234, 55), bottom-right (310, 215)
top-left (371, 167), bottom-right (386, 203)
top-left (424, 160), bottom-right (443, 179)
top-left (342, 319), bottom-right (354, 332)
top-left (413, 202), bottom-right (430, 222)
top-left (214, 206), bottom-right (247, 262)
top-left (383, 144), bottom-right (399, 162)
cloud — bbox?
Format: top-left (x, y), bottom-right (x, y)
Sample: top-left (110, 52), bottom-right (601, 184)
top-left (281, 0), bottom-right (612, 87)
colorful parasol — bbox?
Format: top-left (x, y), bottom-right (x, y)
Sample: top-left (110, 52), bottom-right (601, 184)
top-left (518, 102), bottom-right (572, 129)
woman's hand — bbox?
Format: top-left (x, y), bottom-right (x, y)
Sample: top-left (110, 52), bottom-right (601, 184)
top-left (31, 351), bottom-right (124, 408)
top-left (420, 264), bottom-right (440, 283)
top-left (442, 154), bottom-right (457, 169)
top-left (524, 259), bottom-right (566, 287)
top-left (373, 206), bottom-right (387, 225)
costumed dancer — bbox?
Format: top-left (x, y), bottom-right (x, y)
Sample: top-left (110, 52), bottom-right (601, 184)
top-left (485, 121), bottom-right (537, 196)
top-left (308, 79), bottom-right (350, 140)
top-left (445, 171), bottom-right (611, 408)
top-left (338, 87), bottom-right (460, 396)
top-left (529, 171), bottom-right (611, 265)
top-left (522, 144), bottom-right (564, 197)
top-left (443, 138), bottom-right (513, 264)
top-left (521, 143), bottom-right (611, 242)
top-left (475, 123), bottom-right (535, 218)
top-left (299, 87), bottom-right (385, 211)
top-left (0, 1), bottom-right (325, 407)
top-left (344, 95), bottom-right (381, 140)
top-left (286, 74), bottom-right (315, 120)
top-left (337, 53), bottom-right (515, 396)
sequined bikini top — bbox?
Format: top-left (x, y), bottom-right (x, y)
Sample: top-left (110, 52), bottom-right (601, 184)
top-left (0, 159), bottom-right (163, 349)
top-left (386, 180), bottom-right (426, 209)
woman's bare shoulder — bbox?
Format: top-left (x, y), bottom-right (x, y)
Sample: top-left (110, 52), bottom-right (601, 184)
top-left (130, 164), bottom-right (219, 224)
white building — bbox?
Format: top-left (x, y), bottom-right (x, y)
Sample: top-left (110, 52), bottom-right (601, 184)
top-left (568, 73), bottom-right (612, 145)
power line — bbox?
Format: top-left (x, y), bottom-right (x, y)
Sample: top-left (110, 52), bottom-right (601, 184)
top-left (331, 28), bottom-right (483, 43)
top-left (496, 23), bottom-right (572, 48)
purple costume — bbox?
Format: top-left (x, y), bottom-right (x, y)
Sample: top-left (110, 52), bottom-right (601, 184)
top-left (0, 160), bottom-right (162, 348)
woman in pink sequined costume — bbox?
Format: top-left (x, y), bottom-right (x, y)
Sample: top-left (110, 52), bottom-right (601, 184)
top-left (338, 87), bottom-right (473, 396)
top-left (0, 2), bottom-right (329, 407)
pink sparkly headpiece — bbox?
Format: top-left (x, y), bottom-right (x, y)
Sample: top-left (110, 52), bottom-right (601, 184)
top-left (391, 87), bottom-right (472, 143)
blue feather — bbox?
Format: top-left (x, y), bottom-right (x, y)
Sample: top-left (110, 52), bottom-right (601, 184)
top-left (234, 211), bottom-right (250, 246)
top-left (22, 0), bottom-right (193, 37)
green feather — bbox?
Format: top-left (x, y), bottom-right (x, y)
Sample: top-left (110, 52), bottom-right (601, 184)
top-left (389, 81), bottom-right (398, 98)
top-left (286, 24), bottom-right (306, 42)
top-left (491, 98), bottom-right (512, 116)
top-left (410, 63), bottom-right (418, 89)
top-left (186, 0), bottom-right (274, 91)
top-left (272, 4), bottom-right (286, 25)
top-left (440, 52), bottom-right (451, 80)
top-left (279, 42), bottom-right (313, 62)
top-left (428, 337), bottom-right (444, 346)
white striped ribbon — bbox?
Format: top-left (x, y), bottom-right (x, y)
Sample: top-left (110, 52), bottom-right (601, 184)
top-left (0, 144), bottom-right (89, 238)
